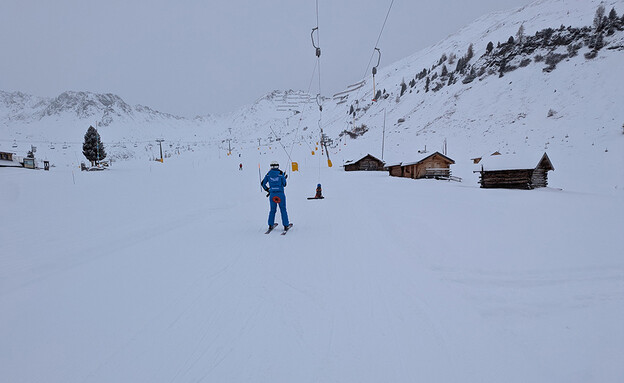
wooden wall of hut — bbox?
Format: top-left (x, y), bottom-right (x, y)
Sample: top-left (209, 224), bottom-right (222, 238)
top-left (480, 169), bottom-right (535, 189)
top-left (388, 166), bottom-right (404, 177)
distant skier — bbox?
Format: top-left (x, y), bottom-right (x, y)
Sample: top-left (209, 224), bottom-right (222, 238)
top-left (308, 183), bottom-right (324, 199)
top-left (315, 183), bottom-right (323, 199)
top-left (239, 163), bottom-right (243, 171)
top-left (261, 161), bottom-right (290, 231)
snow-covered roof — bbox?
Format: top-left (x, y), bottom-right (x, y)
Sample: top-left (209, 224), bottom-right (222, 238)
top-left (402, 152), bottom-right (455, 166)
top-left (479, 153), bottom-right (553, 171)
top-left (343, 153), bottom-right (384, 166)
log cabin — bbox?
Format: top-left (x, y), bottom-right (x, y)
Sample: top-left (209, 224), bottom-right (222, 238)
top-left (477, 152), bottom-right (554, 189)
top-left (387, 152), bottom-right (456, 180)
top-left (344, 154), bottom-right (385, 171)
top-left (0, 151), bottom-right (21, 168)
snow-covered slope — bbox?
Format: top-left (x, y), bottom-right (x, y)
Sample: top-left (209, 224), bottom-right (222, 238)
top-left (316, 0), bottom-right (624, 165)
top-left (1, 0), bottom-right (623, 192)
top-left (1, 1), bottom-right (623, 382)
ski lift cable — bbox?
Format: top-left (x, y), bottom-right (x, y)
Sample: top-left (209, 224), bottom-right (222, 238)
top-left (347, 0), bottom-right (395, 108)
top-left (361, 0), bottom-right (395, 80)
top-left (283, 56), bottom-right (318, 168)
top-left (341, 0), bottom-right (394, 134)
top-left (278, 26), bottom-right (320, 162)
top-left (315, 0), bottom-right (325, 180)
top-left (268, 124), bottom-right (294, 169)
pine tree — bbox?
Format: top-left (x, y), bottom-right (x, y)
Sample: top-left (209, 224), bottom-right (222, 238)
top-left (499, 59), bottom-right (507, 78)
top-left (400, 79), bottom-right (407, 96)
top-left (608, 7), bottom-right (617, 20)
top-left (82, 125), bottom-right (106, 166)
top-left (447, 72), bottom-right (454, 86)
top-left (455, 57), bottom-right (465, 73)
top-left (448, 53), bottom-right (456, 65)
top-left (466, 43), bottom-right (474, 61)
top-left (486, 41), bottom-right (494, 54)
top-left (594, 4), bottom-right (606, 30)
top-left (516, 24), bottom-right (525, 44)
top-left (441, 64), bottom-right (448, 77)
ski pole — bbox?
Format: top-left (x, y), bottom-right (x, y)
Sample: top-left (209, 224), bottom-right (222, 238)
top-left (258, 163), bottom-right (263, 192)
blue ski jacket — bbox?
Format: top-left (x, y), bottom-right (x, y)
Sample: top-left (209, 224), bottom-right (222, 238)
top-left (261, 168), bottom-right (287, 194)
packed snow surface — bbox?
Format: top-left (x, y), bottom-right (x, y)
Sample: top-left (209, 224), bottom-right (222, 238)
top-left (1, 145), bottom-right (622, 382)
top-left (2, 0), bottom-right (624, 381)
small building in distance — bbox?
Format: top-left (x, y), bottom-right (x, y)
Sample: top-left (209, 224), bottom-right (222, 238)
top-left (344, 154), bottom-right (385, 171)
top-left (23, 157), bottom-right (36, 169)
top-left (0, 151), bottom-right (22, 168)
top-left (387, 152), bottom-right (457, 180)
top-left (477, 152), bottom-right (554, 189)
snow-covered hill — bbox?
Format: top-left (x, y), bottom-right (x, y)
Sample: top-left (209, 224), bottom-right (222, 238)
top-left (1, 0), bottom-right (623, 192)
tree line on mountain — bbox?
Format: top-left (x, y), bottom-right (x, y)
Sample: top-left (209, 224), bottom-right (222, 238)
top-left (345, 5), bottom-right (622, 122)
top-left (403, 5), bottom-right (623, 96)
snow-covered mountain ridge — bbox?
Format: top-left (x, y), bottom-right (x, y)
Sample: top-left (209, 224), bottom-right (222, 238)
top-left (0, 89), bottom-right (219, 158)
top-left (0, 90), bottom-right (199, 126)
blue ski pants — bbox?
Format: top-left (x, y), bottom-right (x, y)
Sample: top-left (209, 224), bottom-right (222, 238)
top-left (268, 192), bottom-right (289, 227)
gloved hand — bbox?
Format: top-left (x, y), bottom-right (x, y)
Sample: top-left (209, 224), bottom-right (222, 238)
top-left (285, 174), bottom-right (288, 179)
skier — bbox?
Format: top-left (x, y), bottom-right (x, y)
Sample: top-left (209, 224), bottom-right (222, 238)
top-left (315, 183), bottom-right (323, 199)
top-left (239, 163), bottom-right (243, 171)
top-left (307, 183), bottom-right (324, 200)
top-left (261, 161), bottom-right (290, 231)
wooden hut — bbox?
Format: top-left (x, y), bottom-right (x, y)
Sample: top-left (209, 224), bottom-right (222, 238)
top-left (0, 151), bottom-right (21, 168)
top-left (344, 154), bottom-right (385, 171)
top-left (388, 152), bottom-right (456, 180)
top-left (477, 152), bottom-right (554, 189)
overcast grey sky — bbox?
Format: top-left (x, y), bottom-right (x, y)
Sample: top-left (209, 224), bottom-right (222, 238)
top-left (0, 0), bottom-right (532, 117)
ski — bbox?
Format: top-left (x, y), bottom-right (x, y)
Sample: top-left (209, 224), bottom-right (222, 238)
top-left (281, 223), bottom-right (293, 235)
top-left (264, 223), bottom-right (279, 234)
top-left (307, 197), bottom-right (325, 200)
